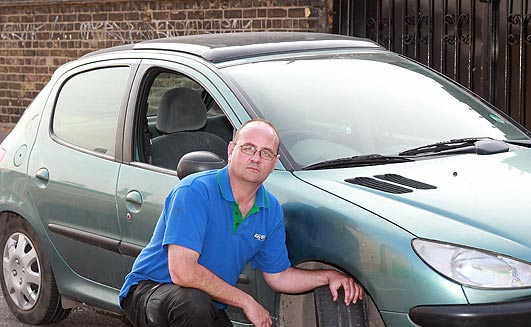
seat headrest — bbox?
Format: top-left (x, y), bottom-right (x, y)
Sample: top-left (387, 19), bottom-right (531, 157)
top-left (156, 88), bottom-right (207, 134)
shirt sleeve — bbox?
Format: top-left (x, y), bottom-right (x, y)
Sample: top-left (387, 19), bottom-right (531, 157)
top-left (250, 202), bottom-right (291, 273)
top-left (162, 184), bottom-right (209, 254)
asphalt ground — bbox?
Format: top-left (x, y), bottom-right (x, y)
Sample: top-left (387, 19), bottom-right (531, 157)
top-left (0, 127), bottom-right (130, 326)
top-left (0, 294), bottom-right (130, 326)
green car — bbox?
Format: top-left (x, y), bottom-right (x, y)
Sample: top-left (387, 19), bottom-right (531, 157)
top-left (1, 32), bottom-right (531, 327)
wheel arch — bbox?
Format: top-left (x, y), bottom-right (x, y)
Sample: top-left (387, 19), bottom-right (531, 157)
top-left (0, 210), bottom-right (55, 262)
top-left (275, 260), bottom-right (386, 327)
top-left (0, 211), bottom-right (77, 307)
top-left (0, 213), bottom-right (72, 324)
top-left (0, 187), bottom-right (49, 240)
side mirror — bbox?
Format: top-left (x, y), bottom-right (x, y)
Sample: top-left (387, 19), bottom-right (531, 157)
top-left (177, 151), bottom-right (227, 179)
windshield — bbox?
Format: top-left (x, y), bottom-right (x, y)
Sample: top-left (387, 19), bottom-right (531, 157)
top-left (223, 52), bottom-right (529, 168)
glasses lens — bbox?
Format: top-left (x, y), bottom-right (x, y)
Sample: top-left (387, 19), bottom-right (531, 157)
top-left (240, 145), bottom-right (256, 156)
top-left (260, 150), bottom-right (275, 160)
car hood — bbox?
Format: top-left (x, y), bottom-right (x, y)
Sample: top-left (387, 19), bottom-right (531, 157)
top-left (292, 147), bottom-right (531, 261)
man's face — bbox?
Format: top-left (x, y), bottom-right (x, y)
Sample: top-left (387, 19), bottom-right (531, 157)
top-left (227, 121), bottom-right (279, 185)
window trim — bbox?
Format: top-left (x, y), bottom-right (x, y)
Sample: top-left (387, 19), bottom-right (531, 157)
top-left (123, 62), bottom-right (236, 173)
top-left (49, 63), bottom-right (138, 161)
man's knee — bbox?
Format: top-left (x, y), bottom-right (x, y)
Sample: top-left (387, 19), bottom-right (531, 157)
top-left (168, 287), bottom-right (216, 319)
top-left (146, 284), bottom-right (216, 326)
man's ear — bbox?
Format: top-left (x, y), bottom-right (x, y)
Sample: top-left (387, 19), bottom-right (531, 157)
top-left (272, 155), bottom-right (280, 172)
top-left (227, 141), bottom-right (235, 159)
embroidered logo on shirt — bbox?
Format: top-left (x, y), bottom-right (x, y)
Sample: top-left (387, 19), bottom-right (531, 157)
top-left (253, 233), bottom-right (266, 241)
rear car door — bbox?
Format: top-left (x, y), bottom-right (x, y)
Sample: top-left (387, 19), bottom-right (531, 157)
top-left (27, 60), bottom-right (140, 289)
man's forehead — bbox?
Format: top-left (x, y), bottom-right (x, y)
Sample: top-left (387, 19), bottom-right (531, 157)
top-left (239, 122), bottom-right (279, 144)
top-left (240, 122), bottom-right (274, 137)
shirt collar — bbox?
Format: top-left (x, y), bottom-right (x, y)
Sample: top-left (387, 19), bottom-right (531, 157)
top-left (217, 166), bottom-right (269, 209)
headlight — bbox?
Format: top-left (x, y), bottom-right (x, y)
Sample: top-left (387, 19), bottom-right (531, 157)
top-left (412, 239), bottom-right (531, 288)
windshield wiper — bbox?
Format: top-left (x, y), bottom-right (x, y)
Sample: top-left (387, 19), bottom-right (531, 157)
top-left (504, 139), bottom-right (531, 148)
top-left (302, 154), bottom-right (412, 170)
top-left (398, 137), bottom-right (490, 156)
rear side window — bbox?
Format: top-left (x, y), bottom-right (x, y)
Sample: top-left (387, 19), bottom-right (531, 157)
top-left (53, 67), bottom-right (130, 156)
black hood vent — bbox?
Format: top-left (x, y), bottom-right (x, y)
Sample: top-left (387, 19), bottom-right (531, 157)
top-left (374, 174), bottom-right (437, 190)
top-left (345, 177), bottom-right (413, 194)
top-left (345, 174), bottom-right (437, 194)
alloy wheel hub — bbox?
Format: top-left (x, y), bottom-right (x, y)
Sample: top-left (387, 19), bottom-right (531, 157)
top-left (2, 232), bottom-right (41, 310)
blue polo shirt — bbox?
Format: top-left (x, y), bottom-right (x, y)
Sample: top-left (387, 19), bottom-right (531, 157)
top-left (119, 166), bottom-right (291, 308)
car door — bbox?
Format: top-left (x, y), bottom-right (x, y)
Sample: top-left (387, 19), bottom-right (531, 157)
top-left (116, 62), bottom-right (237, 256)
top-left (27, 60), bottom-right (140, 289)
top-left (116, 59), bottom-right (261, 323)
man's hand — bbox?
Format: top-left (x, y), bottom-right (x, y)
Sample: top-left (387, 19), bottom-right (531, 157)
top-left (327, 270), bottom-right (363, 305)
top-left (242, 297), bottom-right (272, 327)
top-left (264, 267), bottom-right (363, 306)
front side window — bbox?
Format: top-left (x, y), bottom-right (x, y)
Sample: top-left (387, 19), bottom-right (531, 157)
top-left (134, 70), bottom-right (233, 171)
top-left (146, 72), bottom-right (204, 117)
top-left (53, 67), bottom-right (130, 156)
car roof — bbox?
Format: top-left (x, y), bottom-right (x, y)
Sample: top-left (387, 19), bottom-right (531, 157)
top-left (83, 32), bottom-right (383, 63)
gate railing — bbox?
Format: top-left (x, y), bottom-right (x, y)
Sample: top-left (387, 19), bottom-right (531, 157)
top-left (334, 0), bottom-right (531, 130)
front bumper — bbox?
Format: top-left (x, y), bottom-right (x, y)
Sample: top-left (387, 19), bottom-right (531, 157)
top-left (409, 298), bottom-right (531, 327)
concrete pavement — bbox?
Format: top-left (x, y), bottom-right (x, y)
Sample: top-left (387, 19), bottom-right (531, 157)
top-left (0, 294), bottom-right (129, 327)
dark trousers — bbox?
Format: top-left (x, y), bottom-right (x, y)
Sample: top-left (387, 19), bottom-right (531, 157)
top-left (122, 280), bottom-right (233, 327)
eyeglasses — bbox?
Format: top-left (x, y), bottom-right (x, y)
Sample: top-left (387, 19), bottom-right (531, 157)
top-left (236, 144), bottom-right (277, 161)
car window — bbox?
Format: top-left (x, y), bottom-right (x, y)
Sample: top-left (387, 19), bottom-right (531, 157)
top-left (135, 70), bottom-right (233, 170)
top-left (224, 53), bottom-right (530, 167)
top-left (53, 66), bottom-right (130, 157)
top-left (146, 72), bottom-right (204, 118)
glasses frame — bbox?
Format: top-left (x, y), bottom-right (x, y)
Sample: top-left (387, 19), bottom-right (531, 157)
top-left (235, 143), bottom-right (277, 161)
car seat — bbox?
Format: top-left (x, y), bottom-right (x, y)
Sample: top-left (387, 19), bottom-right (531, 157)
top-left (150, 87), bottom-right (228, 171)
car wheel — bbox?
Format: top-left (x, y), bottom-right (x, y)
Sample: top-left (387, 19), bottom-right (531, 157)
top-left (314, 285), bottom-right (368, 327)
top-left (0, 217), bottom-right (71, 324)
top-left (277, 262), bottom-right (378, 327)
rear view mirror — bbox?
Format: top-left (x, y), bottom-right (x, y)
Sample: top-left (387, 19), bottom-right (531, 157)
top-left (177, 151), bottom-right (227, 179)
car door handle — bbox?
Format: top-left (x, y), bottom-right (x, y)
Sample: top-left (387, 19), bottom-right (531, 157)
top-left (36, 168), bottom-right (49, 181)
top-left (35, 168), bottom-right (49, 188)
top-left (125, 190), bottom-right (143, 214)
top-left (125, 191), bottom-right (143, 205)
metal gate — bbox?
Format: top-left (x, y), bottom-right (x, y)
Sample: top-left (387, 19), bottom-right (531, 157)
top-left (334, 0), bottom-right (531, 130)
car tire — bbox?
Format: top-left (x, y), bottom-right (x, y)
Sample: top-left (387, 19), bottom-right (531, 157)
top-left (0, 217), bottom-right (71, 324)
top-left (314, 285), bottom-right (369, 327)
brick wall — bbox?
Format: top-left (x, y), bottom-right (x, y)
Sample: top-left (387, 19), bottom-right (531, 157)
top-left (0, 0), bottom-right (333, 129)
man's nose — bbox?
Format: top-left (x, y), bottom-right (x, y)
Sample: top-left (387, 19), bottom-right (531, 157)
top-left (250, 151), bottom-right (262, 162)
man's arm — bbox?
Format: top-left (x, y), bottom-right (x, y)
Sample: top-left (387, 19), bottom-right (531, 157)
top-left (168, 244), bottom-right (272, 327)
top-left (263, 267), bottom-right (363, 305)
